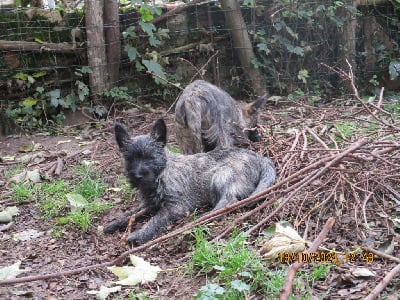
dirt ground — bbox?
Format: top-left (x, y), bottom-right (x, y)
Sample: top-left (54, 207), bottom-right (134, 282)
top-left (0, 101), bottom-right (399, 299)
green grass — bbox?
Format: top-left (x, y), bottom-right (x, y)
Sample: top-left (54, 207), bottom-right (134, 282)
top-left (117, 176), bottom-right (135, 202)
top-left (167, 144), bottom-right (181, 154)
top-left (9, 164), bottom-right (110, 235)
top-left (384, 101), bottom-right (400, 115)
top-left (335, 122), bottom-right (357, 141)
top-left (4, 163), bottom-right (24, 178)
top-left (11, 182), bottom-right (32, 202)
top-left (188, 227), bottom-right (331, 299)
top-left (37, 180), bottom-right (70, 218)
top-left (311, 263), bottom-right (330, 281)
top-left (128, 290), bottom-right (152, 300)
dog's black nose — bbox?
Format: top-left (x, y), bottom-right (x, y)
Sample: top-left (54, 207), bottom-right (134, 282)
top-left (133, 167), bottom-right (149, 180)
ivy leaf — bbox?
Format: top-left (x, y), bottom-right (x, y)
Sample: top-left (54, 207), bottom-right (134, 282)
top-left (27, 75), bottom-right (35, 85)
top-left (142, 59), bottom-right (166, 84)
top-left (285, 25), bottom-right (298, 40)
top-left (157, 28), bottom-right (170, 39)
top-left (80, 66), bottom-right (93, 74)
top-left (251, 58), bottom-right (262, 69)
top-left (139, 21), bottom-right (156, 36)
top-left (297, 69), bottom-right (309, 83)
top-left (66, 193), bottom-right (89, 213)
top-left (48, 89), bottom-right (61, 107)
top-left (125, 44), bottom-right (140, 62)
top-left (230, 280), bottom-right (251, 292)
top-left (291, 46), bottom-right (304, 56)
top-left (32, 71), bottom-right (47, 78)
top-left (149, 36), bottom-right (161, 47)
top-left (76, 81), bottom-right (89, 101)
top-left (92, 106), bottom-right (107, 117)
top-left (34, 37), bottom-right (44, 44)
top-left (153, 6), bottom-right (162, 16)
top-left (36, 86), bottom-right (45, 94)
top-left (135, 61), bottom-right (145, 71)
top-left (64, 94), bottom-right (77, 112)
top-left (213, 265), bottom-right (226, 271)
top-left (197, 283), bottom-right (225, 298)
top-left (108, 255), bottom-right (161, 286)
top-left (139, 6), bottom-right (154, 22)
top-left (388, 61), bottom-right (400, 80)
top-left (257, 43), bottom-right (270, 54)
top-left (14, 72), bottom-right (28, 81)
top-left (274, 21), bottom-right (283, 32)
top-left (123, 26), bottom-right (136, 39)
top-left (238, 271), bottom-right (253, 278)
top-left (22, 97), bottom-right (38, 107)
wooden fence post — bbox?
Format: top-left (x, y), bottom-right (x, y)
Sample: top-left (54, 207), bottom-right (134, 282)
top-left (85, 0), bottom-right (108, 101)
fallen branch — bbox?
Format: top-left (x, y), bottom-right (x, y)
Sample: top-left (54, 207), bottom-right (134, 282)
top-left (0, 40), bottom-right (83, 54)
top-left (0, 200), bottom-right (233, 286)
top-left (362, 245), bottom-right (400, 264)
top-left (364, 263), bottom-right (400, 300)
top-left (54, 157), bottom-right (64, 176)
top-left (249, 137), bottom-right (369, 235)
top-left (320, 61), bottom-right (400, 132)
top-left (280, 217), bottom-right (335, 300)
top-left (217, 137), bottom-right (370, 239)
top-left (217, 138), bottom-right (369, 238)
top-left (151, 0), bottom-right (206, 26)
top-left (0, 118), bottom-right (396, 289)
top-left (121, 208), bottom-right (149, 243)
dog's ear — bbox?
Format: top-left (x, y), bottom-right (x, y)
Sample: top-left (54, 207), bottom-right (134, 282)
top-left (243, 93), bottom-right (267, 115)
top-left (151, 118), bottom-right (167, 146)
top-left (114, 123), bottom-right (131, 150)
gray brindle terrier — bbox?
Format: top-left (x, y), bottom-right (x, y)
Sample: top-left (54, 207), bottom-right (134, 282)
top-left (175, 80), bottom-right (267, 154)
top-left (104, 119), bottom-right (276, 244)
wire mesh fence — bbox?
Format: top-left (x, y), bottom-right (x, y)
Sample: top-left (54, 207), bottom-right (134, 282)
top-left (0, 0), bottom-right (399, 109)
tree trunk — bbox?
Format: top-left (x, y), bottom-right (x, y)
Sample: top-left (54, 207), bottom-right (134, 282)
top-left (104, 0), bottom-right (120, 87)
top-left (85, 0), bottom-right (107, 101)
top-left (220, 0), bottom-right (267, 97)
top-left (0, 112), bottom-right (20, 136)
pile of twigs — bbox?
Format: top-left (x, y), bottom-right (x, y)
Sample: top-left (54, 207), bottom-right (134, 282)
top-left (229, 61), bottom-right (400, 245)
top-left (1, 63), bottom-right (398, 300)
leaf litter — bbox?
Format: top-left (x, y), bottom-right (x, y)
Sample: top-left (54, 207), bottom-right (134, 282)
top-left (0, 104), bottom-right (398, 299)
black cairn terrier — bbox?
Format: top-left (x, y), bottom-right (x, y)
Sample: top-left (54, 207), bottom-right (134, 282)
top-left (175, 80), bottom-right (267, 154)
top-left (104, 119), bottom-right (276, 244)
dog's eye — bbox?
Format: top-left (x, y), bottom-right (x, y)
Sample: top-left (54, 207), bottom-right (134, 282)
top-left (139, 152), bottom-right (154, 161)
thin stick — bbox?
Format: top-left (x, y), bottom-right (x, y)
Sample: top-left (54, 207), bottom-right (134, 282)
top-left (364, 263), bottom-right (400, 300)
top-left (306, 127), bottom-right (329, 150)
top-left (362, 246), bottom-right (400, 264)
top-left (248, 138), bottom-right (370, 235)
top-left (280, 217), bottom-right (335, 300)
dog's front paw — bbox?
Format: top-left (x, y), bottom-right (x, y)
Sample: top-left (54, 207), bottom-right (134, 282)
top-left (103, 219), bottom-right (128, 234)
top-left (126, 231), bottom-right (146, 245)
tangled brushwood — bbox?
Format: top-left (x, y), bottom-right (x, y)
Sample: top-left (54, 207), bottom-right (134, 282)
top-left (216, 66), bottom-right (399, 249)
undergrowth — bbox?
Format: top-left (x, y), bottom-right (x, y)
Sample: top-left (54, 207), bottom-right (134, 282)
top-left (10, 164), bottom-right (109, 235)
top-left (188, 227), bottom-right (331, 299)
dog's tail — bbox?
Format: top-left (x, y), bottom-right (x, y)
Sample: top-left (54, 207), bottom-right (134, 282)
top-left (251, 157), bottom-right (276, 196)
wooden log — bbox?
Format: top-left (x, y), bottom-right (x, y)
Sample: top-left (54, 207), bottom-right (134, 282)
top-left (0, 40), bottom-right (83, 54)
